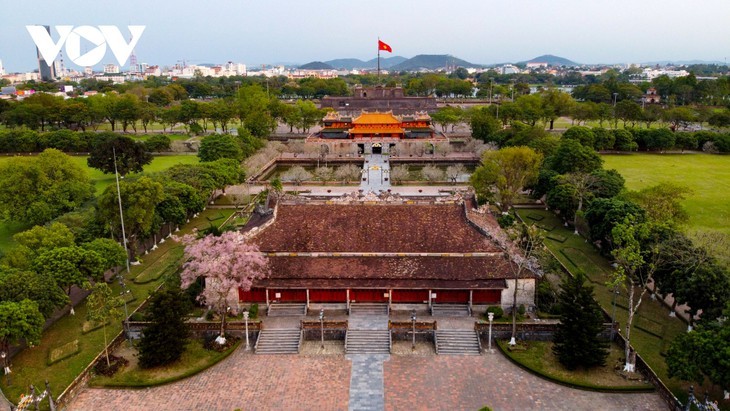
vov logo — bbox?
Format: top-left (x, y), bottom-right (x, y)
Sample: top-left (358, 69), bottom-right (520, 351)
top-left (26, 25), bottom-right (145, 67)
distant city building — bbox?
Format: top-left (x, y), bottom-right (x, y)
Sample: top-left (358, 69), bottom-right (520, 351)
top-left (36, 26), bottom-right (57, 81)
top-left (642, 67), bottom-right (689, 80)
top-left (500, 64), bottom-right (520, 75)
top-left (84, 66), bottom-right (93, 76)
top-left (321, 85), bottom-right (438, 115)
top-left (526, 62), bottom-right (548, 69)
top-left (0, 59), bottom-right (5, 76)
top-left (104, 64), bottom-right (121, 74)
top-left (288, 69), bottom-right (338, 79)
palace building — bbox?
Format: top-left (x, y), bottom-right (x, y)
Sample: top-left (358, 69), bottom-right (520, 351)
top-left (318, 111), bottom-right (435, 140)
top-left (238, 194), bottom-right (537, 314)
top-left (320, 85), bottom-right (437, 114)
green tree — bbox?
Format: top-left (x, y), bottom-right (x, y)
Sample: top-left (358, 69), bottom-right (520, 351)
top-left (198, 134), bottom-right (243, 162)
top-left (0, 268), bottom-right (68, 318)
top-left (0, 299), bottom-right (44, 355)
top-left (0, 149), bottom-right (93, 225)
top-left (138, 288), bottom-right (190, 368)
top-left (552, 273), bottom-right (609, 370)
top-left (472, 146), bottom-right (543, 211)
top-left (34, 245), bottom-right (105, 295)
top-left (627, 182), bottom-right (691, 226)
top-left (84, 238), bottom-right (128, 273)
top-left (666, 304), bottom-right (730, 393)
top-left (541, 89), bottom-right (574, 130)
top-left (549, 139), bottom-right (603, 174)
top-left (97, 176), bottom-right (165, 250)
top-left (562, 126), bottom-right (595, 148)
top-left (609, 218), bottom-right (661, 373)
top-left (87, 135), bottom-right (153, 176)
top-left (145, 135), bottom-right (171, 152)
top-left (584, 198), bottom-right (645, 251)
top-left (86, 282), bottom-right (124, 367)
top-left (470, 107), bottom-right (501, 143)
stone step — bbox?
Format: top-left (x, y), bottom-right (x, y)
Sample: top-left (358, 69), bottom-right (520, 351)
top-left (267, 303), bottom-right (307, 317)
top-left (345, 329), bottom-right (391, 354)
top-left (435, 330), bottom-right (480, 355)
top-left (255, 328), bottom-right (301, 354)
top-left (349, 303), bottom-right (389, 316)
top-left (431, 304), bottom-right (470, 317)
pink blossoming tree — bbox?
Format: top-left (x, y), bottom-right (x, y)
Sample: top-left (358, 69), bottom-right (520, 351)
top-left (180, 231), bottom-right (269, 344)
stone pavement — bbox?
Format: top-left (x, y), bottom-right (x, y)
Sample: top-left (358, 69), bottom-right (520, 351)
top-left (360, 154), bottom-right (391, 193)
top-left (384, 354), bottom-right (667, 411)
top-left (348, 354), bottom-right (389, 411)
top-left (69, 350), bottom-right (350, 411)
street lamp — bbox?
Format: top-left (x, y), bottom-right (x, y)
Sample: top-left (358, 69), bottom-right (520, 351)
top-left (1, 351), bottom-right (10, 385)
top-left (319, 308), bottom-right (325, 349)
top-left (243, 311), bottom-right (250, 350)
top-left (611, 286), bottom-right (619, 343)
top-left (487, 312), bottom-right (494, 354)
top-left (489, 78), bottom-right (494, 104)
top-left (612, 92), bottom-right (618, 107)
top-left (411, 310), bottom-right (417, 351)
top-left (118, 275), bottom-right (131, 345)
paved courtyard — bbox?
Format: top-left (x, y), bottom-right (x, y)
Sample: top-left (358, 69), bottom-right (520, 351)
top-left (69, 347), bottom-right (666, 411)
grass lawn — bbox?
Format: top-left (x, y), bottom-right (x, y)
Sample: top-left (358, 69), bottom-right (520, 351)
top-left (601, 153), bottom-right (730, 236)
top-left (497, 340), bottom-right (653, 391)
top-left (516, 209), bottom-right (691, 402)
top-left (88, 339), bottom-right (240, 388)
top-left (0, 208), bottom-right (232, 408)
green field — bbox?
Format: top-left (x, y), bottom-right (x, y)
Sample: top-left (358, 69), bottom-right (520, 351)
top-left (602, 153), bottom-right (730, 236)
top-left (0, 154), bottom-right (199, 251)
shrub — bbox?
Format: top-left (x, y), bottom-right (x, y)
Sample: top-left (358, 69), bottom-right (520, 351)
top-left (486, 306), bottom-right (503, 319)
top-left (518, 304), bottom-right (526, 316)
top-left (138, 288), bottom-right (190, 369)
top-left (203, 333), bottom-right (239, 352)
top-left (94, 355), bottom-right (129, 377)
top-left (248, 303), bottom-right (259, 319)
top-left (497, 213), bottom-right (515, 228)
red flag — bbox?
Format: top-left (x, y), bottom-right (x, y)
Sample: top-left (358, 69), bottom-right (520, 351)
top-left (378, 40), bottom-right (392, 53)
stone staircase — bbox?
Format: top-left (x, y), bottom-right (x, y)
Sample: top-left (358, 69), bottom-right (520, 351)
top-left (267, 303), bottom-right (307, 317)
top-left (345, 329), bottom-right (391, 354)
top-left (431, 304), bottom-right (471, 317)
top-left (254, 329), bottom-right (301, 354)
top-left (435, 330), bottom-right (481, 355)
top-left (349, 303), bottom-right (389, 316)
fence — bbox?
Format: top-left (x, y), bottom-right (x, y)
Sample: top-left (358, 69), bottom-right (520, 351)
top-left (389, 321), bottom-right (437, 342)
top-left (301, 320), bottom-right (347, 340)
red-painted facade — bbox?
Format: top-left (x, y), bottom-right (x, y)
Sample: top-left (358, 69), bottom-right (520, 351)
top-left (431, 290), bottom-right (470, 303)
top-left (472, 289), bottom-right (501, 304)
top-left (239, 287), bottom-right (267, 302)
top-left (268, 289), bottom-right (307, 302)
top-left (350, 289), bottom-right (389, 302)
top-left (391, 289), bottom-right (430, 303)
top-left (309, 289), bottom-right (347, 303)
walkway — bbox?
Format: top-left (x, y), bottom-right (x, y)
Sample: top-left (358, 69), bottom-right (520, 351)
top-left (347, 314), bottom-right (390, 411)
top-left (360, 154), bottom-right (391, 193)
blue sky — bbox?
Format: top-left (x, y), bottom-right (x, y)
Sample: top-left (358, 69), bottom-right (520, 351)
top-left (1, 0), bottom-right (729, 72)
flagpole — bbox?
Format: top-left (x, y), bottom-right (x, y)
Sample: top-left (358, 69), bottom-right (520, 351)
top-left (377, 37), bottom-right (381, 84)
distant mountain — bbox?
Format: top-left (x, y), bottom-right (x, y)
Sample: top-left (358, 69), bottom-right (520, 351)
top-left (366, 56), bottom-right (409, 69)
top-left (324, 56), bottom-right (408, 70)
top-left (390, 54), bottom-right (481, 71)
top-left (298, 61), bottom-right (334, 70)
top-left (520, 54), bottom-right (578, 66)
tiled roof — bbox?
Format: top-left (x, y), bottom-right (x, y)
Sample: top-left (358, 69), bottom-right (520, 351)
top-left (257, 256), bottom-right (518, 288)
top-left (251, 204), bottom-right (503, 253)
top-left (352, 112), bottom-right (401, 125)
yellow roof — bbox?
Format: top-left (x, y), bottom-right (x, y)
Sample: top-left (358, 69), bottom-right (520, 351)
top-left (352, 112), bottom-right (400, 125)
top-left (350, 126), bottom-right (404, 134)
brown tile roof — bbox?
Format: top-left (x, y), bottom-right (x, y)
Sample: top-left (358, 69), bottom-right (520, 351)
top-left (252, 204), bottom-right (503, 253)
top-left (257, 256), bottom-right (523, 289)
